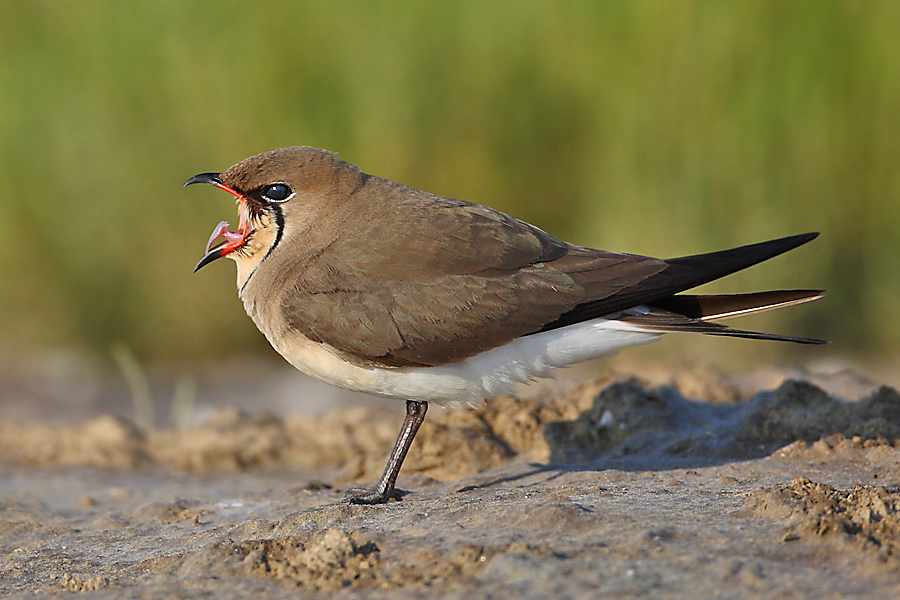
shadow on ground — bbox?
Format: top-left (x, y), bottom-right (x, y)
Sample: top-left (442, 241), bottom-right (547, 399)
top-left (543, 379), bottom-right (900, 470)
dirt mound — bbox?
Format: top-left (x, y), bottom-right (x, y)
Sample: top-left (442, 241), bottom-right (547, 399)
top-left (546, 380), bottom-right (900, 466)
top-left (2, 377), bottom-right (899, 482)
top-left (220, 529), bottom-right (382, 591)
top-left (743, 477), bottom-right (900, 563)
top-left (195, 528), bottom-right (522, 592)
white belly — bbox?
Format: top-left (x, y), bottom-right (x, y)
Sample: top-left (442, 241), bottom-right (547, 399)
top-left (268, 316), bottom-right (661, 408)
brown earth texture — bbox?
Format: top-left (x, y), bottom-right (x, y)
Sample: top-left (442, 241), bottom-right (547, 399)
top-left (1, 366), bottom-right (899, 598)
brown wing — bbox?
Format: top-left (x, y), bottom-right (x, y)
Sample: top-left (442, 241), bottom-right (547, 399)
top-left (278, 180), bottom-right (668, 367)
top-left (278, 175), bottom-right (818, 367)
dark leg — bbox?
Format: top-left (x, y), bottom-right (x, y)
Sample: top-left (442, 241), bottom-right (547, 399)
top-left (348, 400), bottom-right (428, 505)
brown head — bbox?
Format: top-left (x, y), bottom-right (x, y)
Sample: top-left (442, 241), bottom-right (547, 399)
top-left (185, 146), bottom-right (362, 286)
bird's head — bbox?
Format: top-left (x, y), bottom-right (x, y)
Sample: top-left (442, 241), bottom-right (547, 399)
top-left (185, 146), bottom-right (351, 283)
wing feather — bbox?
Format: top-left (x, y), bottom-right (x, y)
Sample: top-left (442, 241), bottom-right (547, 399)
top-left (275, 175), bottom-right (820, 367)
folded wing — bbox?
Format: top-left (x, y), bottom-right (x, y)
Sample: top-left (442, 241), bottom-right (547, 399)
top-left (279, 182), bottom-right (822, 367)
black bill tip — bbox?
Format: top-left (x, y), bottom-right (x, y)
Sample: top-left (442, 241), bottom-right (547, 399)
top-left (194, 246), bottom-right (225, 273)
top-left (184, 172), bottom-right (222, 188)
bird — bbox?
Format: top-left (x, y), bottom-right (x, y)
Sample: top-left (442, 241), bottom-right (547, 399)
top-left (185, 146), bottom-right (825, 505)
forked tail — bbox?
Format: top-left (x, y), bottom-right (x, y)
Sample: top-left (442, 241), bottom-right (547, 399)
top-left (621, 289), bottom-right (827, 344)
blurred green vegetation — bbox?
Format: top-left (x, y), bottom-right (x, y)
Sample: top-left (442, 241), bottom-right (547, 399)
top-left (0, 1), bottom-right (897, 366)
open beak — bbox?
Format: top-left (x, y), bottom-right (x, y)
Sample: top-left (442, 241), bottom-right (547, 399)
top-left (185, 173), bottom-right (252, 272)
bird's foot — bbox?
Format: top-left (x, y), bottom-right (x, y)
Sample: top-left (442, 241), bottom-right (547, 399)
top-left (345, 486), bottom-right (401, 505)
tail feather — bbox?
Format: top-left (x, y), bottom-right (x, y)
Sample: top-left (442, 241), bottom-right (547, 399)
top-left (651, 290), bottom-right (824, 321)
top-left (620, 289), bottom-right (827, 345)
top-left (537, 233), bottom-right (820, 333)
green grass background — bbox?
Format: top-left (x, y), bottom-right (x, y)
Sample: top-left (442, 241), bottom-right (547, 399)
top-left (0, 1), bottom-right (897, 368)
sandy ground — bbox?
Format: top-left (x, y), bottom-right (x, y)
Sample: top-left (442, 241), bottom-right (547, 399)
top-left (1, 366), bottom-right (899, 598)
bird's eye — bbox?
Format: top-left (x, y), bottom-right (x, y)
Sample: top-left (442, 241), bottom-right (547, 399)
top-left (262, 183), bottom-right (293, 202)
